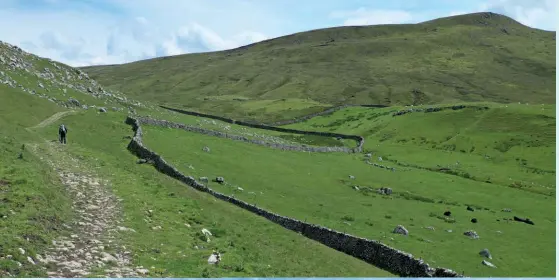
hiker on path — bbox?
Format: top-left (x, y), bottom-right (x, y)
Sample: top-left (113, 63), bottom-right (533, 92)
top-left (58, 124), bottom-right (68, 144)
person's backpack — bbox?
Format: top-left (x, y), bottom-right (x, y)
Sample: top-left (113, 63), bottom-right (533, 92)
top-left (59, 124), bottom-right (67, 134)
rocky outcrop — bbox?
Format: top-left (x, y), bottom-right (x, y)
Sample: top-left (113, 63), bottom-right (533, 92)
top-left (124, 116), bottom-right (463, 278)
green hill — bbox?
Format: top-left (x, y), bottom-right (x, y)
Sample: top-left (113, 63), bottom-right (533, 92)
top-left (0, 40), bottom-right (394, 277)
top-left (0, 11), bottom-right (556, 278)
top-left (81, 12), bottom-right (555, 122)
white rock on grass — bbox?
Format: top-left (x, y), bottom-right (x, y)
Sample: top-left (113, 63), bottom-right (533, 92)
top-left (479, 248), bottom-right (492, 259)
top-left (482, 260), bottom-right (497, 268)
top-left (207, 251), bottom-right (221, 265)
top-left (201, 228), bottom-right (212, 242)
top-left (393, 225), bottom-right (409, 236)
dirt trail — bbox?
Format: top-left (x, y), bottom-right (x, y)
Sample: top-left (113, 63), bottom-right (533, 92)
top-left (28, 110), bottom-right (76, 130)
top-left (25, 112), bottom-right (148, 278)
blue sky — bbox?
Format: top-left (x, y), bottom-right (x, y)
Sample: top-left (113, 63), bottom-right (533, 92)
top-left (0, 0), bottom-right (556, 66)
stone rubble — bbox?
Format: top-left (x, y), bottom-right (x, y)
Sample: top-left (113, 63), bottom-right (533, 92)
top-left (26, 142), bottom-right (144, 278)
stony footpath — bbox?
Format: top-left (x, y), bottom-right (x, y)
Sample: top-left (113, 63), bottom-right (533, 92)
top-left (26, 141), bottom-right (148, 278)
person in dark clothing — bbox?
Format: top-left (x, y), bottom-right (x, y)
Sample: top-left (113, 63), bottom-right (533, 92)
top-left (59, 124), bottom-right (68, 144)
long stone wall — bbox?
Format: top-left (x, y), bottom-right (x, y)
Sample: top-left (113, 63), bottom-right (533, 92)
top-left (159, 105), bottom-right (365, 153)
top-left (124, 116), bottom-right (463, 278)
top-left (136, 116), bottom-right (364, 153)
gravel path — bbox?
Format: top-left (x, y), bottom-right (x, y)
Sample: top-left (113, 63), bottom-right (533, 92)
top-left (27, 140), bottom-right (148, 278)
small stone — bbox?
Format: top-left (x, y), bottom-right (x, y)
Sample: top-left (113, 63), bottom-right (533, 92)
top-left (101, 252), bottom-right (118, 263)
top-left (393, 225), bottom-right (409, 236)
top-left (467, 206), bottom-right (475, 211)
top-left (464, 230), bottom-right (479, 239)
top-left (479, 248), bottom-right (492, 259)
top-left (471, 218), bottom-right (478, 223)
top-left (18, 248), bottom-right (25, 255)
top-left (482, 260), bottom-right (497, 268)
top-left (202, 146), bottom-right (210, 152)
top-left (215, 177), bottom-right (224, 184)
top-left (27, 256), bottom-right (35, 265)
top-left (425, 226), bottom-right (435, 231)
top-left (349, 175), bottom-right (355, 180)
top-left (99, 107), bottom-right (107, 113)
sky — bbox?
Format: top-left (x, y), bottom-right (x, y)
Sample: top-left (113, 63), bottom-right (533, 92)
top-left (1, 0), bottom-right (556, 67)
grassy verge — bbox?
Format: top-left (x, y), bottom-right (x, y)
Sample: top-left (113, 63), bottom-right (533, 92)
top-left (0, 86), bottom-right (73, 277)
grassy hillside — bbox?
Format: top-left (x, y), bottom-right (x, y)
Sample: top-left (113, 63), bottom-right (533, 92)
top-left (0, 41), bottom-right (393, 277)
top-left (81, 12), bottom-right (555, 122)
top-left (139, 103), bottom-right (555, 277)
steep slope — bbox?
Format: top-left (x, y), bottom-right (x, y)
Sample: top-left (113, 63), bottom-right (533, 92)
top-left (0, 41), bottom-right (150, 114)
top-left (81, 12), bottom-right (556, 122)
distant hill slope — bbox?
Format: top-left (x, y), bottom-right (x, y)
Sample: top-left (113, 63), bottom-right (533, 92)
top-left (81, 12), bottom-right (556, 122)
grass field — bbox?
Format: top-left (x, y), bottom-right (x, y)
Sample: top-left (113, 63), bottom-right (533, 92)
top-left (81, 12), bottom-right (555, 122)
top-left (30, 110), bottom-right (392, 277)
top-left (138, 103), bottom-right (555, 277)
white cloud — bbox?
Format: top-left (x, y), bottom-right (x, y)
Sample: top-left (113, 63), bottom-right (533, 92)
top-left (0, 0), bottom-right (273, 66)
top-left (447, 0), bottom-right (557, 30)
top-left (479, 0), bottom-right (557, 30)
top-left (330, 8), bottom-right (415, 26)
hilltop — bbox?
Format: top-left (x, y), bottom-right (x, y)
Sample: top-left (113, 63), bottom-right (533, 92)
top-left (81, 12), bottom-right (556, 122)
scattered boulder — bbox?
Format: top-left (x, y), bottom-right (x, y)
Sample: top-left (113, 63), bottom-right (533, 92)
top-left (443, 211), bottom-right (451, 217)
top-left (136, 268), bottom-right (149, 275)
top-left (446, 229), bottom-right (453, 233)
top-left (471, 218), bottom-right (478, 223)
top-left (393, 225), bottom-right (409, 236)
top-left (352, 186), bottom-right (360, 191)
top-left (215, 177), bottom-right (225, 184)
top-left (377, 187), bottom-right (392, 195)
top-left (482, 260), bottom-right (497, 268)
top-left (18, 248), bottom-right (25, 255)
top-left (464, 230), bottom-right (479, 239)
top-left (67, 98), bottom-right (80, 107)
top-left (199, 177), bottom-right (209, 183)
top-left (513, 216), bottom-right (534, 225)
top-left (202, 146), bottom-right (210, 152)
top-left (348, 175), bottom-right (355, 180)
top-left (99, 107), bottom-right (107, 113)
top-left (26, 256), bottom-right (35, 265)
top-left (467, 206), bottom-right (475, 212)
top-left (502, 208), bottom-right (512, 212)
top-left (425, 226), bottom-right (435, 231)
top-left (100, 252), bottom-right (117, 263)
top-left (207, 251), bottom-right (221, 265)
top-left (479, 248), bottom-right (492, 259)
top-left (201, 228), bottom-right (212, 242)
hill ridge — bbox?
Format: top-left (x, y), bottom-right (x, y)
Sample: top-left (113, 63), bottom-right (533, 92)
top-left (80, 12), bottom-right (556, 123)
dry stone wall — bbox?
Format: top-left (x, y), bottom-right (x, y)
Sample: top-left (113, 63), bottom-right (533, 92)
top-left (136, 116), bottom-right (364, 153)
top-left (124, 116), bottom-right (463, 278)
top-left (160, 105), bottom-right (365, 153)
